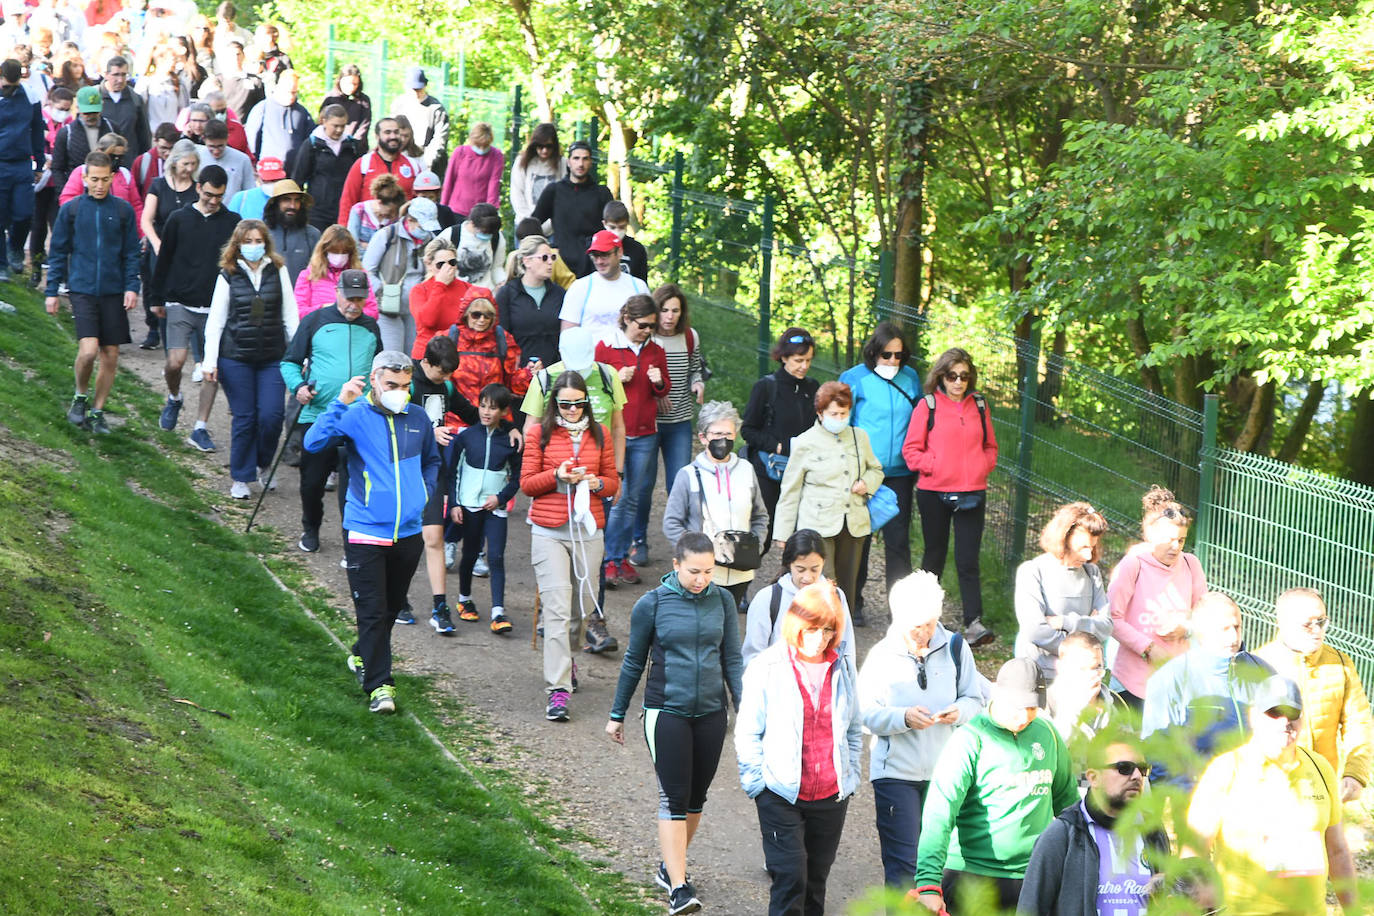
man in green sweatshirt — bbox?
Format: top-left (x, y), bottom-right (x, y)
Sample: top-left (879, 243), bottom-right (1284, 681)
top-left (914, 657), bottom-right (1079, 914)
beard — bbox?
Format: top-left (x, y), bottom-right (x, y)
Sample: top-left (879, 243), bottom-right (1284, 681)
top-left (268, 205), bottom-right (306, 229)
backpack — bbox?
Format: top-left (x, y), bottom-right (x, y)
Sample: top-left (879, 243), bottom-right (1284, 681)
top-left (135, 152), bottom-right (158, 196)
top-left (925, 391), bottom-right (989, 446)
top-left (533, 362), bottom-right (616, 400)
top-left (448, 322), bottom-right (509, 365)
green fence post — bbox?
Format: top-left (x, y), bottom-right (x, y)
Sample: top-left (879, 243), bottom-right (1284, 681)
top-left (759, 195), bottom-right (775, 378)
top-left (875, 250), bottom-right (894, 322)
top-left (1008, 322), bottom-right (1042, 568)
top-left (670, 151), bottom-right (684, 282)
top-left (376, 40), bottom-right (389, 104)
top-left (1193, 393), bottom-right (1220, 565)
top-left (325, 25), bottom-right (336, 90)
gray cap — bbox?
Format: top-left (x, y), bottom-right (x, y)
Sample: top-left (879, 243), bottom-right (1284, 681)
top-left (371, 350), bottom-right (413, 374)
top-left (993, 657), bottom-right (1043, 709)
top-left (337, 269), bottom-right (369, 296)
top-left (1253, 675), bottom-right (1304, 718)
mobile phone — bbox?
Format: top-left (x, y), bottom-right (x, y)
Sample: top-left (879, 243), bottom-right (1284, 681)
top-left (571, 467), bottom-right (588, 475)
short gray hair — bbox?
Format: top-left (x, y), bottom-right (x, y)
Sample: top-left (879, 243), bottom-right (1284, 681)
top-left (168, 138), bottom-right (200, 171)
top-left (696, 400), bottom-right (740, 436)
top-left (887, 570), bottom-right (946, 635)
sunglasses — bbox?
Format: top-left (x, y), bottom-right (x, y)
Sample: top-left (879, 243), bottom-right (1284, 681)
top-left (556, 399), bottom-right (588, 409)
top-left (525, 253), bottom-right (557, 262)
top-left (434, 258), bottom-right (457, 268)
top-left (467, 311), bottom-right (495, 321)
top-left (880, 349), bottom-right (905, 360)
top-left (535, 143), bottom-right (553, 150)
top-left (632, 320), bottom-right (656, 331)
top-left (916, 655), bottom-right (928, 691)
top-left (944, 371), bottom-right (971, 382)
top-left (375, 363), bottom-right (409, 374)
top-left (1106, 760), bottom-right (1151, 778)
top-left (1160, 506), bottom-right (1191, 522)
top-left (786, 334), bottom-right (812, 345)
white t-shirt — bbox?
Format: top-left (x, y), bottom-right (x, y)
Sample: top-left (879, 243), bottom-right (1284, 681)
top-left (559, 271), bottom-right (650, 343)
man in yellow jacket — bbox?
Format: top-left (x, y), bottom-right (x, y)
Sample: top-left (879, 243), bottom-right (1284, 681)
top-left (1256, 587), bottom-right (1374, 802)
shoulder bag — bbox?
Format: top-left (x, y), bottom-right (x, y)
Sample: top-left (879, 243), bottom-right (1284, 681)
top-left (693, 466), bottom-right (762, 570)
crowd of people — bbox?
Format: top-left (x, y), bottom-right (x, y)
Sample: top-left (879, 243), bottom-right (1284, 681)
top-left (3, 8), bottom-right (1371, 914)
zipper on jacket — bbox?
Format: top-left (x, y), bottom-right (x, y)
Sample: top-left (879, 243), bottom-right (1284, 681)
top-left (388, 413), bottom-right (402, 541)
top-left (94, 198), bottom-right (103, 291)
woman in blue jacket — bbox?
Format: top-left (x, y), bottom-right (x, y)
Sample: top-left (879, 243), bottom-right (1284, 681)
top-left (606, 531), bottom-right (744, 916)
top-left (736, 579), bottom-right (863, 916)
top-left (838, 321), bottom-right (922, 620)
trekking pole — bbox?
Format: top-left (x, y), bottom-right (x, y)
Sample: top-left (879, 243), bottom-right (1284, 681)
top-left (245, 394), bottom-right (306, 533)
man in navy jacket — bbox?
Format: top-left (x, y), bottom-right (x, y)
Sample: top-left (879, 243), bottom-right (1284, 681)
top-left (0, 57), bottom-right (44, 280)
top-left (45, 151), bottom-right (140, 435)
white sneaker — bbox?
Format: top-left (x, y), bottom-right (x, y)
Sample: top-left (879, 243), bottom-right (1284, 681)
top-left (191, 363), bottom-right (204, 383)
top-left (258, 466), bottom-right (277, 490)
top-left (444, 541), bottom-right (458, 569)
top-left (230, 480), bottom-right (252, 500)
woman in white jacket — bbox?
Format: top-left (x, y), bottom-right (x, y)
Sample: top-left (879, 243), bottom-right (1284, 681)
top-left (510, 122), bottom-right (568, 229)
top-left (857, 570), bottom-right (985, 890)
top-left (736, 580), bottom-right (863, 916)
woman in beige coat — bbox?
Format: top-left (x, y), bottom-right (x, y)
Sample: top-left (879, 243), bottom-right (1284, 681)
top-left (772, 381), bottom-right (885, 624)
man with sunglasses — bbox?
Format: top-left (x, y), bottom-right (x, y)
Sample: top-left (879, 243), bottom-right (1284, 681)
top-left (1256, 588), bottom-right (1374, 805)
top-left (1187, 675), bottom-right (1358, 915)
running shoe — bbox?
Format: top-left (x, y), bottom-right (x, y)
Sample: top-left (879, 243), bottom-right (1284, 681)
top-left (490, 614), bottom-right (512, 635)
top-left (584, 613), bottom-right (618, 654)
top-left (457, 599), bottom-right (480, 622)
top-left (443, 541), bottom-right (458, 570)
top-left (430, 605), bottom-right (455, 635)
top-left (602, 559), bottom-right (621, 588)
top-left (617, 559), bottom-right (641, 586)
top-left (191, 363), bottom-right (203, 383)
top-left (628, 540), bottom-right (650, 567)
top-left (395, 603), bottom-right (416, 625)
top-left (472, 551), bottom-right (489, 577)
top-left (87, 410), bottom-right (110, 435)
top-left (545, 689), bottom-right (570, 722)
top-left (139, 328), bottom-right (161, 350)
top-left (159, 396), bottom-right (181, 430)
top-left (347, 654), bottom-right (364, 686)
top-left (324, 470), bottom-right (338, 491)
top-left (668, 883), bottom-right (701, 915)
top-left (230, 481), bottom-right (251, 499)
top-left (299, 528), bottom-right (320, 552)
top-left (368, 684), bottom-right (396, 714)
top-left (187, 427), bottom-right (216, 452)
top-left (66, 395), bottom-right (88, 427)
top-left (965, 618), bottom-right (996, 648)
top-left (258, 466), bottom-right (277, 490)
top-left (655, 862), bottom-right (672, 892)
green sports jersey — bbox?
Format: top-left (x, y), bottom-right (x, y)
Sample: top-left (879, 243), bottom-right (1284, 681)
top-left (519, 360), bottom-right (627, 423)
top-left (915, 711), bottom-right (1077, 886)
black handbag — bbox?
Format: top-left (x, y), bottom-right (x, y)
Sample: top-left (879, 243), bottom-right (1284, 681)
top-left (693, 467), bottom-right (762, 570)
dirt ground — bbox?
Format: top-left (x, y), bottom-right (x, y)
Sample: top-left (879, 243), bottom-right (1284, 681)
top-left (109, 320), bottom-right (999, 915)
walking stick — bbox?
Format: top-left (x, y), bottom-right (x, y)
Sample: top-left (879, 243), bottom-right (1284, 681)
top-left (245, 395), bottom-right (306, 533)
top-left (530, 586), bottom-right (541, 651)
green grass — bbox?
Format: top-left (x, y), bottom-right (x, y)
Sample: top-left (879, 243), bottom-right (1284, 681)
top-left (0, 283), bottom-right (653, 914)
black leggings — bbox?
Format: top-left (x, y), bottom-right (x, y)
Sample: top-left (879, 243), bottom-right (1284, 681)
top-left (915, 488), bottom-right (986, 625)
top-left (457, 508), bottom-right (508, 607)
top-left (644, 707), bottom-right (728, 820)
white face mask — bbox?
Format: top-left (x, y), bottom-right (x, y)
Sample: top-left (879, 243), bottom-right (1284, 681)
top-left (820, 416), bottom-right (848, 435)
top-left (327, 252), bottom-right (349, 268)
top-left (571, 479), bottom-right (596, 535)
top-left (378, 389), bottom-right (410, 413)
top-left (874, 364), bottom-right (899, 380)
top-left (50, 107), bottom-right (73, 123)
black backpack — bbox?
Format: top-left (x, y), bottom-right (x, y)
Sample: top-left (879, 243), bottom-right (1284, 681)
top-left (925, 392), bottom-right (989, 446)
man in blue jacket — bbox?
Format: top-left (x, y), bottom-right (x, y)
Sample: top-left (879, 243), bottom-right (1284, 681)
top-left (44, 151), bottom-right (141, 435)
top-left (0, 57), bottom-right (45, 281)
top-left (304, 350), bottom-right (439, 714)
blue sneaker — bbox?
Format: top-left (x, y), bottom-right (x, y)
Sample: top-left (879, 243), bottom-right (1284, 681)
top-left (187, 427), bottom-right (216, 451)
top-left (429, 605), bottom-right (455, 635)
top-left (159, 396), bottom-right (182, 430)
top-left (395, 603), bottom-right (416, 625)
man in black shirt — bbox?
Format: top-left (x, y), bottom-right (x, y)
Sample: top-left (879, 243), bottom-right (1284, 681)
top-left (530, 140), bottom-right (612, 278)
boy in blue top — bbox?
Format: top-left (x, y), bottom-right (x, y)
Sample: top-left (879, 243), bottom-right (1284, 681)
top-left (304, 350), bottom-right (440, 714)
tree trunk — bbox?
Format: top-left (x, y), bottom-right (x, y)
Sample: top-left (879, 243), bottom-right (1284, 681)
top-left (1035, 329), bottom-right (1067, 423)
top-left (1345, 388), bottom-right (1374, 485)
top-left (892, 80), bottom-right (929, 331)
top-left (1231, 378), bottom-right (1275, 452)
top-left (508, 0), bottom-right (553, 121)
top-left (1275, 380), bottom-right (1326, 463)
top-left (1124, 311), bottom-right (1162, 394)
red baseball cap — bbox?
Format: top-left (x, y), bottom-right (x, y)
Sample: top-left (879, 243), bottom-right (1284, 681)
top-left (586, 229), bottom-right (622, 253)
top-left (257, 156), bottom-right (287, 181)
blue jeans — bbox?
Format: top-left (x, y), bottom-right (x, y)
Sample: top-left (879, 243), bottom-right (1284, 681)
top-left (218, 356), bottom-right (286, 483)
top-left (605, 432), bottom-right (659, 561)
top-left (635, 419), bottom-right (692, 543)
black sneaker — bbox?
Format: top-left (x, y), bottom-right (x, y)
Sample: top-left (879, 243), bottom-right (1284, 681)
top-left (628, 540), bottom-right (650, 567)
top-left (583, 613), bottom-right (618, 654)
top-left (139, 328), bottom-right (161, 349)
top-left (87, 410), bottom-right (111, 435)
top-left (395, 602), bottom-right (416, 625)
top-left (654, 862), bottom-right (672, 892)
top-left (430, 605), bottom-right (455, 635)
top-left (66, 394), bottom-right (88, 427)
top-left (298, 528), bottom-right (320, 552)
top-left (668, 883), bottom-right (701, 915)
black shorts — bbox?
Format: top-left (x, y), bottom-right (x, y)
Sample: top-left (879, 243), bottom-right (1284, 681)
top-left (422, 477), bottom-right (448, 527)
top-left (70, 292), bottom-right (131, 347)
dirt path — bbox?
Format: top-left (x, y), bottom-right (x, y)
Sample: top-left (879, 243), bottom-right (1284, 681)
top-left (112, 325), bottom-right (952, 914)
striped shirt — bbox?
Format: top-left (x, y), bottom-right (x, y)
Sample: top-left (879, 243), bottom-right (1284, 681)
top-left (654, 329), bottom-right (704, 424)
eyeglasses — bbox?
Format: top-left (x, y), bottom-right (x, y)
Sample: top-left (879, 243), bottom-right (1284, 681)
top-left (525, 253), bottom-right (557, 262)
top-left (632, 320), bottom-right (656, 331)
top-left (1106, 760), bottom-right (1152, 778)
top-left (556, 399), bottom-right (588, 410)
top-left (880, 350), bottom-right (905, 360)
top-left (785, 334), bottom-right (812, 345)
top-left (944, 371), bottom-right (971, 382)
top-left (1160, 506), bottom-right (1191, 522)
top-left (434, 258), bottom-right (457, 268)
top-left (467, 311), bottom-right (495, 321)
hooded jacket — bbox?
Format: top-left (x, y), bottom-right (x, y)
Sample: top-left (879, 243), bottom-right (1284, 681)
top-left (901, 388), bottom-right (999, 492)
top-left (741, 573), bottom-right (856, 669)
top-left (611, 572), bottom-right (745, 721)
top-left (839, 362), bottom-right (922, 476)
top-left (662, 452), bottom-right (770, 588)
top-left (303, 394), bottom-right (439, 542)
top-left (336, 149), bottom-right (420, 224)
top-left (735, 639), bottom-right (863, 804)
top-left (449, 319), bottom-right (531, 404)
top-left (291, 127), bottom-right (362, 231)
top-left (280, 305), bottom-right (383, 425)
top-left (294, 264), bottom-right (379, 320)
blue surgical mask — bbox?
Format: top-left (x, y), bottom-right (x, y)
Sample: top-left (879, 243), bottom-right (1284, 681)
top-left (475, 231), bottom-right (493, 242)
top-left (240, 243), bottom-right (266, 262)
top-left (471, 144), bottom-right (491, 156)
top-left (820, 416), bottom-right (848, 435)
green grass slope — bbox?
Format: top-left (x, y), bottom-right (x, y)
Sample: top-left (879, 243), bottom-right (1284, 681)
top-left (0, 284), bottom-right (651, 915)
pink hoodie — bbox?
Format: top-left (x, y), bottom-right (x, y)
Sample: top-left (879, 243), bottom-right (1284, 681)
top-left (59, 165), bottom-right (144, 233)
top-left (294, 264), bottom-right (379, 320)
top-left (1107, 541), bottom-right (1207, 697)
top-left (900, 389), bottom-right (998, 491)
top-left (440, 144), bottom-right (504, 215)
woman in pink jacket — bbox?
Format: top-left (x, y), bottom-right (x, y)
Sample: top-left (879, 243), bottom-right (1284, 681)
top-left (59, 132), bottom-right (143, 229)
top-left (440, 122), bottom-right (504, 218)
top-left (1107, 486), bottom-right (1206, 708)
top-left (901, 347), bottom-right (999, 647)
top-left (294, 225), bottom-right (379, 319)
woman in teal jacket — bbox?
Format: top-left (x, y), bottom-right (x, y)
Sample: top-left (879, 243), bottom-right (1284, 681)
top-left (838, 321), bottom-right (922, 619)
top-left (606, 531), bottom-right (743, 916)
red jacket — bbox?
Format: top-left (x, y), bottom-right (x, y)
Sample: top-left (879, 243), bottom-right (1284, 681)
top-left (521, 423), bottom-right (620, 528)
top-left (409, 276), bottom-right (482, 360)
top-left (900, 389), bottom-right (998, 492)
top-left (595, 331), bottom-right (669, 437)
top-left (449, 321), bottom-right (532, 404)
top-left (336, 150), bottom-right (421, 224)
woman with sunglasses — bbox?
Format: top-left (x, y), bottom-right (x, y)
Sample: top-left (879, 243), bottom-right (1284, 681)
top-left (1108, 486), bottom-right (1206, 709)
top-left (741, 327), bottom-right (821, 544)
top-left (839, 320), bottom-right (923, 620)
top-left (902, 347), bottom-right (1000, 647)
top-left (408, 236), bottom-right (478, 360)
top-left (1015, 502), bottom-right (1112, 681)
top-left (510, 123), bottom-right (567, 228)
top-left (448, 294), bottom-right (532, 408)
top-left (736, 579), bottom-right (863, 916)
top-left (857, 570), bottom-right (983, 891)
top-left (595, 294), bottom-right (670, 584)
top-left (522, 371), bottom-right (620, 722)
top-left (495, 233), bottom-right (563, 372)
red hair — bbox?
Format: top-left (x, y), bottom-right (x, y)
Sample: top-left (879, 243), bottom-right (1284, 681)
top-left (780, 581), bottom-right (845, 654)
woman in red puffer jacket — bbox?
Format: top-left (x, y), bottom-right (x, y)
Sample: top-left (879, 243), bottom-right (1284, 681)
top-left (448, 294), bottom-right (532, 406)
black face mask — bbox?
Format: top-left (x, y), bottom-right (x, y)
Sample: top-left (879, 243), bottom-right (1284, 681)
top-left (707, 437), bottom-right (733, 460)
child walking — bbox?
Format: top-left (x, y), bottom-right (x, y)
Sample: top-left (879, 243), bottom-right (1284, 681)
top-left (451, 384), bottom-right (523, 633)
